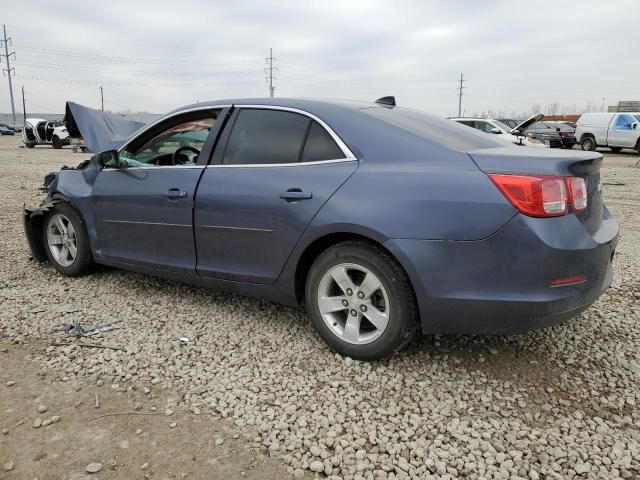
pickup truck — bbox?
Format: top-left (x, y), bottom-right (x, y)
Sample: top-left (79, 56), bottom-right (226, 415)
top-left (575, 112), bottom-right (640, 153)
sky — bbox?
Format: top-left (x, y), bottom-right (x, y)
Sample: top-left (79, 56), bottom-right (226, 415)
top-left (1, 0), bottom-right (638, 117)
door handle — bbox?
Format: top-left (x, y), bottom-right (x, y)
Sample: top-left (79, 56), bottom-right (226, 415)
top-left (280, 188), bottom-right (312, 201)
top-left (167, 188), bottom-right (187, 200)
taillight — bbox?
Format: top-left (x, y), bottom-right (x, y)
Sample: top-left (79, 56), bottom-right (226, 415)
top-left (567, 177), bottom-right (587, 212)
top-left (489, 174), bottom-right (587, 217)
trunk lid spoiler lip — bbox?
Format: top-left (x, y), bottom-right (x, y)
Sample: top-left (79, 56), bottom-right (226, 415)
top-left (466, 147), bottom-right (602, 177)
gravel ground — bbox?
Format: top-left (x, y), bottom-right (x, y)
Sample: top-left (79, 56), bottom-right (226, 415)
top-left (1, 136), bottom-right (639, 479)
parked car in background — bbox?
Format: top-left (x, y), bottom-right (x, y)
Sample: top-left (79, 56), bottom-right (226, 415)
top-left (450, 115), bottom-right (546, 147)
top-left (524, 120), bottom-right (576, 149)
top-left (575, 112), bottom-right (640, 153)
top-left (23, 98), bottom-right (617, 360)
top-left (22, 118), bottom-right (70, 149)
top-left (0, 122), bottom-right (17, 132)
top-left (0, 126), bottom-right (15, 136)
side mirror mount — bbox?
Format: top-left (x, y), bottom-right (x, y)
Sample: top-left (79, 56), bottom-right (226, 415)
top-left (632, 122), bottom-right (638, 130)
top-left (490, 127), bottom-right (501, 134)
top-left (97, 150), bottom-right (120, 168)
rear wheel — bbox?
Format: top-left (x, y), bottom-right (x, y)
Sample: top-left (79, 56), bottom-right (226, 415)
top-left (581, 136), bottom-right (596, 151)
top-left (43, 203), bottom-right (92, 276)
top-left (51, 136), bottom-right (63, 149)
top-left (305, 241), bottom-right (417, 361)
top-left (25, 142), bottom-right (35, 149)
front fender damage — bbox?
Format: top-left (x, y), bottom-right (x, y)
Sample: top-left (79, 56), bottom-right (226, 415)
top-left (23, 158), bottom-right (98, 262)
top-left (23, 199), bottom-right (60, 262)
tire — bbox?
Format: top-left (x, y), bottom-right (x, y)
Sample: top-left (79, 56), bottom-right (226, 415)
top-left (25, 142), bottom-right (35, 149)
top-left (43, 203), bottom-right (92, 276)
top-left (610, 147), bottom-right (623, 153)
top-left (51, 136), bottom-right (62, 149)
top-left (305, 240), bottom-right (417, 361)
top-left (581, 136), bottom-right (596, 151)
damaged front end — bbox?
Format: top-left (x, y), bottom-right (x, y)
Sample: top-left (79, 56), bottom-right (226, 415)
top-left (23, 158), bottom-right (99, 262)
top-left (23, 171), bottom-right (63, 262)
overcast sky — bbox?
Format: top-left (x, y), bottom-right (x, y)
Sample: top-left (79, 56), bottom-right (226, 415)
top-left (1, 0), bottom-right (638, 117)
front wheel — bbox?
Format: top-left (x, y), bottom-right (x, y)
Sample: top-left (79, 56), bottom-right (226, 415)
top-left (305, 241), bottom-right (417, 361)
top-left (43, 203), bottom-right (92, 276)
top-left (51, 136), bottom-right (62, 149)
top-left (581, 136), bottom-right (596, 151)
top-left (25, 142), bottom-right (35, 149)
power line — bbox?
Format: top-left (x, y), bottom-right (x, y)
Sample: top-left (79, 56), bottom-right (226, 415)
top-left (457, 73), bottom-right (465, 117)
top-left (14, 73), bottom-right (258, 88)
top-left (15, 60), bottom-right (263, 77)
top-left (1, 25), bottom-right (17, 128)
top-left (265, 48), bottom-right (277, 98)
top-left (14, 44), bottom-right (262, 66)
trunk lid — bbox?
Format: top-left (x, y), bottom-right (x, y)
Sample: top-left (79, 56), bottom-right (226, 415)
top-left (468, 147), bottom-right (603, 235)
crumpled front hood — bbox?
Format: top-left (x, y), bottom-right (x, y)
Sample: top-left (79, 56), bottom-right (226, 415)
top-left (64, 102), bottom-right (146, 153)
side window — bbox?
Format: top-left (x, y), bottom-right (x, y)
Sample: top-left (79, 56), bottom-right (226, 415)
top-left (614, 114), bottom-right (634, 130)
top-left (475, 121), bottom-right (494, 133)
top-left (224, 109), bottom-right (310, 165)
top-left (456, 120), bottom-right (474, 127)
top-left (301, 121), bottom-right (344, 162)
top-left (118, 112), bottom-right (218, 168)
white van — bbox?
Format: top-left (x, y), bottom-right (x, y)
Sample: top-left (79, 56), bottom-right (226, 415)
top-left (574, 112), bottom-right (640, 153)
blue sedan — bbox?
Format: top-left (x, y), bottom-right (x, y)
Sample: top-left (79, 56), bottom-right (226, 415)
top-left (23, 98), bottom-right (619, 360)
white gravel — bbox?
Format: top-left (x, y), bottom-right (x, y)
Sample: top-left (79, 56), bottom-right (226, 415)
top-left (1, 137), bottom-right (639, 479)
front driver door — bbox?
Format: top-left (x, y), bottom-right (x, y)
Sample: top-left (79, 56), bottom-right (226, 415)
top-left (91, 108), bottom-right (224, 273)
top-left (194, 107), bottom-right (358, 284)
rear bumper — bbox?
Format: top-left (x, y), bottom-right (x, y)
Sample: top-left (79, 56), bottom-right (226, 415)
top-left (385, 211), bottom-right (618, 335)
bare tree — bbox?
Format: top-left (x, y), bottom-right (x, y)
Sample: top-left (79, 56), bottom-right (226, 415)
top-left (530, 103), bottom-right (542, 115)
top-left (546, 102), bottom-right (560, 116)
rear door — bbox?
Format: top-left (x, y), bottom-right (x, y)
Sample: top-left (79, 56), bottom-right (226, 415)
top-left (608, 113), bottom-right (638, 148)
top-left (194, 107), bottom-right (358, 284)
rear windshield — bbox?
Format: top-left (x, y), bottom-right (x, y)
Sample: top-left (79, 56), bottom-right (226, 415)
top-left (359, 107), bottom-right (506, 151)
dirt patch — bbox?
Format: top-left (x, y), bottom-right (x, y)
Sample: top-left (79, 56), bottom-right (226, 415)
top-left (0, 340), bottom-right (294, 480)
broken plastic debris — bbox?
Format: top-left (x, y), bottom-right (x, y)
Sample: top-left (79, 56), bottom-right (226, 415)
top-left (49, 321), bottom-right (120, 337)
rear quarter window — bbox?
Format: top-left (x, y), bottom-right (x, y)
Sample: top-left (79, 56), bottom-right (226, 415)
top-left (301, 121), bottom-right (344, 162)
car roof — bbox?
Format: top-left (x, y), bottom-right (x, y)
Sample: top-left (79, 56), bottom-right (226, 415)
top-left (168, 97), bottom-right (378, 116)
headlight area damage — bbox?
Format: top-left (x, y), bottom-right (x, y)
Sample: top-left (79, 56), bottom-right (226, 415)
top-left (23, 172), bottom-right (63, 262)
top-left (23, 158), bottom-right (99, 262)
top-left (24, 101), bottom-right (146, 263)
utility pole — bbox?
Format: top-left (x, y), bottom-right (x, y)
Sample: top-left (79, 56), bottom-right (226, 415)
top-left (1, 24), bottom-right (17, 129)
top-left (265, 48), bottom-right (277, 98)
top-left (21, 85), bottom-right (26, 123)
top-left (601, 97), bottom-right (606, 112)
top-left (456, 73), bottom-right (465, 117)
top-left (100, 85), bottom-right (104, 111)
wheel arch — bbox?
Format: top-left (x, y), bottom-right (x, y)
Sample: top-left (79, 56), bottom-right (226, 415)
top-left (23, 194), bottom-right (83, 263)
top-left (293, 231), bottom-right (421, 319)
top-left (579, 132), bottom-right (595, 143)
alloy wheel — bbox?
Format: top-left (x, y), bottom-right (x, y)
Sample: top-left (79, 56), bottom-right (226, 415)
top-left (317, 263), bottom-right (390, 345)
top-left (46, 213), bottom-right (78, 267)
